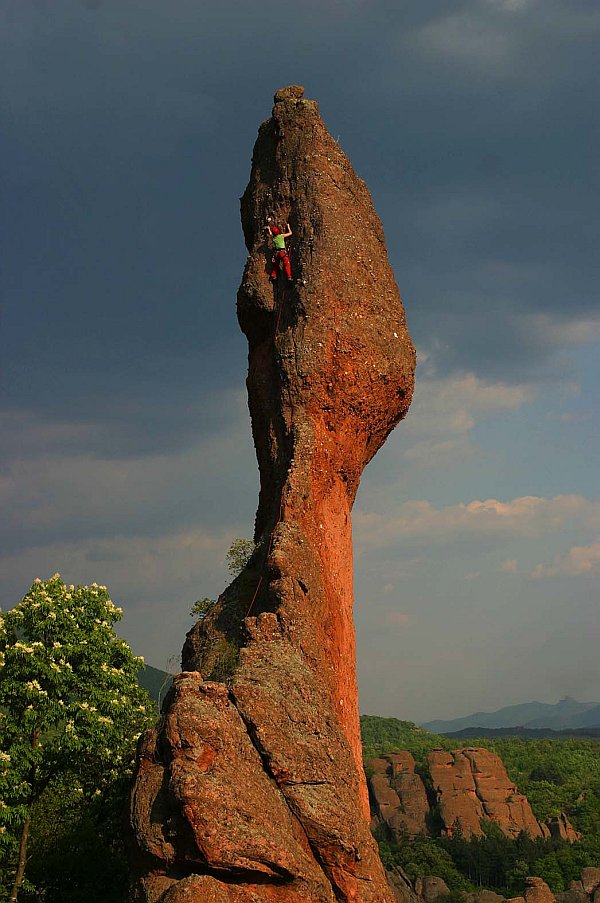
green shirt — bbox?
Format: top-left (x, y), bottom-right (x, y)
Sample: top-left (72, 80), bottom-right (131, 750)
top-left (273, 233), bottom-right (286, 250)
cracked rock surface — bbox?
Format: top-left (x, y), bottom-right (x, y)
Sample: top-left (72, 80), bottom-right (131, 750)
top-left (129, 86), bottom-right (415, 903)
top-left (428, 748), bottom-right (548, 840)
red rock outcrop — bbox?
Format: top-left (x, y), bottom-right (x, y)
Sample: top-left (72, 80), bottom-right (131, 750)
top-left (428, 748), bottom-right (546, 839)
top-left (524, 878), bottom-right (555, 903)
top-left (546, 814), bottom-right (581, 843)
top-left (129, 86), bottom-right (415, 902)
top-left (415, 877), bottom-right (451, 903)
top-left (366, 753), bottom-right (430, 839)
top-left (581, 871), bottom-right (600, 896)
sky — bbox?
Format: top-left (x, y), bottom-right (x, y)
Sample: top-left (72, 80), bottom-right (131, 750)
top-left (1, 0), bottom-right (599, 723)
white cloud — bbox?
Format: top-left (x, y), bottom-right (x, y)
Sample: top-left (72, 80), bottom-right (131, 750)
top-left (533, 539), bottom-right (600, 579)
top-left (399, 368), bottom-right (534, 468)
top-left (403, 2), bottom-right (600, 85)
top-left (385, 611), bottom-right (410, 627)
top-left (355, 494), bottom-right (600, 551)
top-left (521, 313), bottom-right (600, 349)
top-left (410, 11), bottom-right (514, 74)
top-left (0, 389), bottom-right (254, 544)
top-left (1, 528), bottom-right (231, 599)
top-left (482, 0), bottom-right (533, 11)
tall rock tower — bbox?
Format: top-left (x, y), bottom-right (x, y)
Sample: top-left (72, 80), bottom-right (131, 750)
top-left (129, 86), bottom-right (415, 903)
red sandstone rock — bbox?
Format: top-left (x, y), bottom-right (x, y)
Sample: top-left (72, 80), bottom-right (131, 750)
top-left (386, 865), bottom-right (422, 903)
top-left (546, 814), bottom-right (581, 843)
top-left (366, 753), bottom-right (430, 839)
top-left (428, 748), bottom-right (546, 839)
top-left (466, 891), bottom-right (506, 903)
top-left (556, 891), bottom-right (590, 903)
top-left (524, 878), bottom-right (556, 903)
top-left (129, 85), bottom-right (415, 902)
top-left (415, 876), bottom-right (450, 903)
top-left (581, 870), bottom-right (600, 896)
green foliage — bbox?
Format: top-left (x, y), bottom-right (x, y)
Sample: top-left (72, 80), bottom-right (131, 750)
top-left (207, 638), bottom-right (240, 682)
top-left (439, 823), bottom-right (560, 893)
top-left (379, 832), bottom-right (471, 892)
top-left (19, 772), bottom-right (131, 902)
top-left (189, 596), bottom-right (216, 618)
top-left (361, 714), bottom-right (451, 764)
top-left (463, 736), bottom-right (600, 828)
top-left (0, 574), bottom-right (155, 900)
top-left (361, 716), bottom-right (600, 895)
top-left (534, 833), bottom-right (600, 892)
top-left (361, 716), bottom-right (600, 835)
top-left (225, 538), bottom-right (256, 576)
top-left (189, 538), bottom-right (256, 623)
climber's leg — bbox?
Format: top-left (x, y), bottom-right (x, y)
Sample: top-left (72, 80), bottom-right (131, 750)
top-left (281, 251), bottom-right (292, 281)
top-left (270, 254), bottom-right (278, 280)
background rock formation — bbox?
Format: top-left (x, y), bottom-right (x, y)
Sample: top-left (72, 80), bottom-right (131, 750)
top-left (367, 747), bottom-right (581, 843)
top-left (129, 86), bottom-right (415, 902)
top-left (429, 747), bottom-right (545, 840)
top-left (368, 754), bottom-right (430, 838)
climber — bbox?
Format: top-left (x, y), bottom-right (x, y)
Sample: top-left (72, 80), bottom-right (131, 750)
top-left (265, 222), bottom-right (293, 282)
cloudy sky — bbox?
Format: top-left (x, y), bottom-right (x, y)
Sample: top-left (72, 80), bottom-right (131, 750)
top-left (2, 0), bottom-right (599, 722)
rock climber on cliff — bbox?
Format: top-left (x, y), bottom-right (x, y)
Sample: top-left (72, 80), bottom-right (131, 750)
top-left (265, 221), bottom-right (293, 282)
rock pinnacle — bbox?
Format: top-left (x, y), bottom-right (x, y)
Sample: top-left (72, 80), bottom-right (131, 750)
top-left (129, 87), bottom-right (416, 903)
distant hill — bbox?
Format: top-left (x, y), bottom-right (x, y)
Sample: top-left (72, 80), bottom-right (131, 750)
top-left (137, 664), bottom-right (172, 708)
top-left (422, 696), bottom-right (600, 734)
top-left (445, 725), bottom-right (600, 740)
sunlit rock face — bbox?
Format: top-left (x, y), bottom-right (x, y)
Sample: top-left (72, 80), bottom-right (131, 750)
top-left (429, 748), bottom-right (549, 840)
top-left (129, 86), bottom-right (415, 903)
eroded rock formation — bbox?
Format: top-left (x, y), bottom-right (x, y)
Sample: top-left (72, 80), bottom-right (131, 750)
top-left (428, 747), bottom-right (546, 839)
top-left (129, 86), bottom-right (415, 902)
top-left (367, 747), bottom-right (580, 845)
top-left (367, 753), bottom-right (430, 838)
top-left (546, 814), bottom-right (581, 843)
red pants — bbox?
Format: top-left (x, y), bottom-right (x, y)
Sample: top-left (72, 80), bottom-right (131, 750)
top-left (271, 249), bottom-right (292, 281)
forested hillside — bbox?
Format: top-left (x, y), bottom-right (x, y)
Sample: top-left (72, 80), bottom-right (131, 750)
top-left (361, 715), bottom-right (600, 894)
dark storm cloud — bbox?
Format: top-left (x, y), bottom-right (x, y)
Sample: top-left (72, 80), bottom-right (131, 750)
top-left (2, 0), bottom-right (599, 452)
top-left (2, 1), bottom-right (599, 708)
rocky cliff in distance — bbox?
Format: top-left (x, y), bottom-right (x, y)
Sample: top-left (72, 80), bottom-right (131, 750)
top-left (429, 747), bottom-right (545, 840)
top-left (368, 747), bottom-right (580, 843)
top-left (368, 753), bottom-right (430, 837)
top-left (129, 86), bottom-right (415, 902)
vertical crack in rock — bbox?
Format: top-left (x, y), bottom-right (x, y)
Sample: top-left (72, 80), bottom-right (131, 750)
top-left (428, 748), bottom-right (551, 841)
top-left (129, 86), bottom-right (415, 903)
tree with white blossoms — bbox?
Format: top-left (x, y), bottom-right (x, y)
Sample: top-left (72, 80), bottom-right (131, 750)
top-left (0, 574), bottom-right (154, 903)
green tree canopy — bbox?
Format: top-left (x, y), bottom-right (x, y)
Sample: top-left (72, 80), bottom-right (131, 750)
top-left (0, 574), bottom-right (154, 902)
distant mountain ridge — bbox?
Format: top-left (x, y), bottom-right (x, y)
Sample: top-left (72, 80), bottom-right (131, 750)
top-left (422, 696), bottom-right (600, 734)
top-left (137, 664), bottom-right (172, 707)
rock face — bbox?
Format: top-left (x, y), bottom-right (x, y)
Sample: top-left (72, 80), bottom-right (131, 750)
top-left (428, 748), bottom-right (546, 839)
top-left (581, 871), bottom-right (600, 896)
top-left (367, 753), bottom-right (430, 839)
top-left (129, 86), bottom-right (415, 903)
top-left (524, 878), bottom-right (556, 903)
top-left (386, 865), bottom-right (423, 903)
top-left (367, 746), bottom-right (579, 845)
top-left (415, 877), bottom-right (451, 903)
top-left (546, 814), bottom-right (581, 843)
